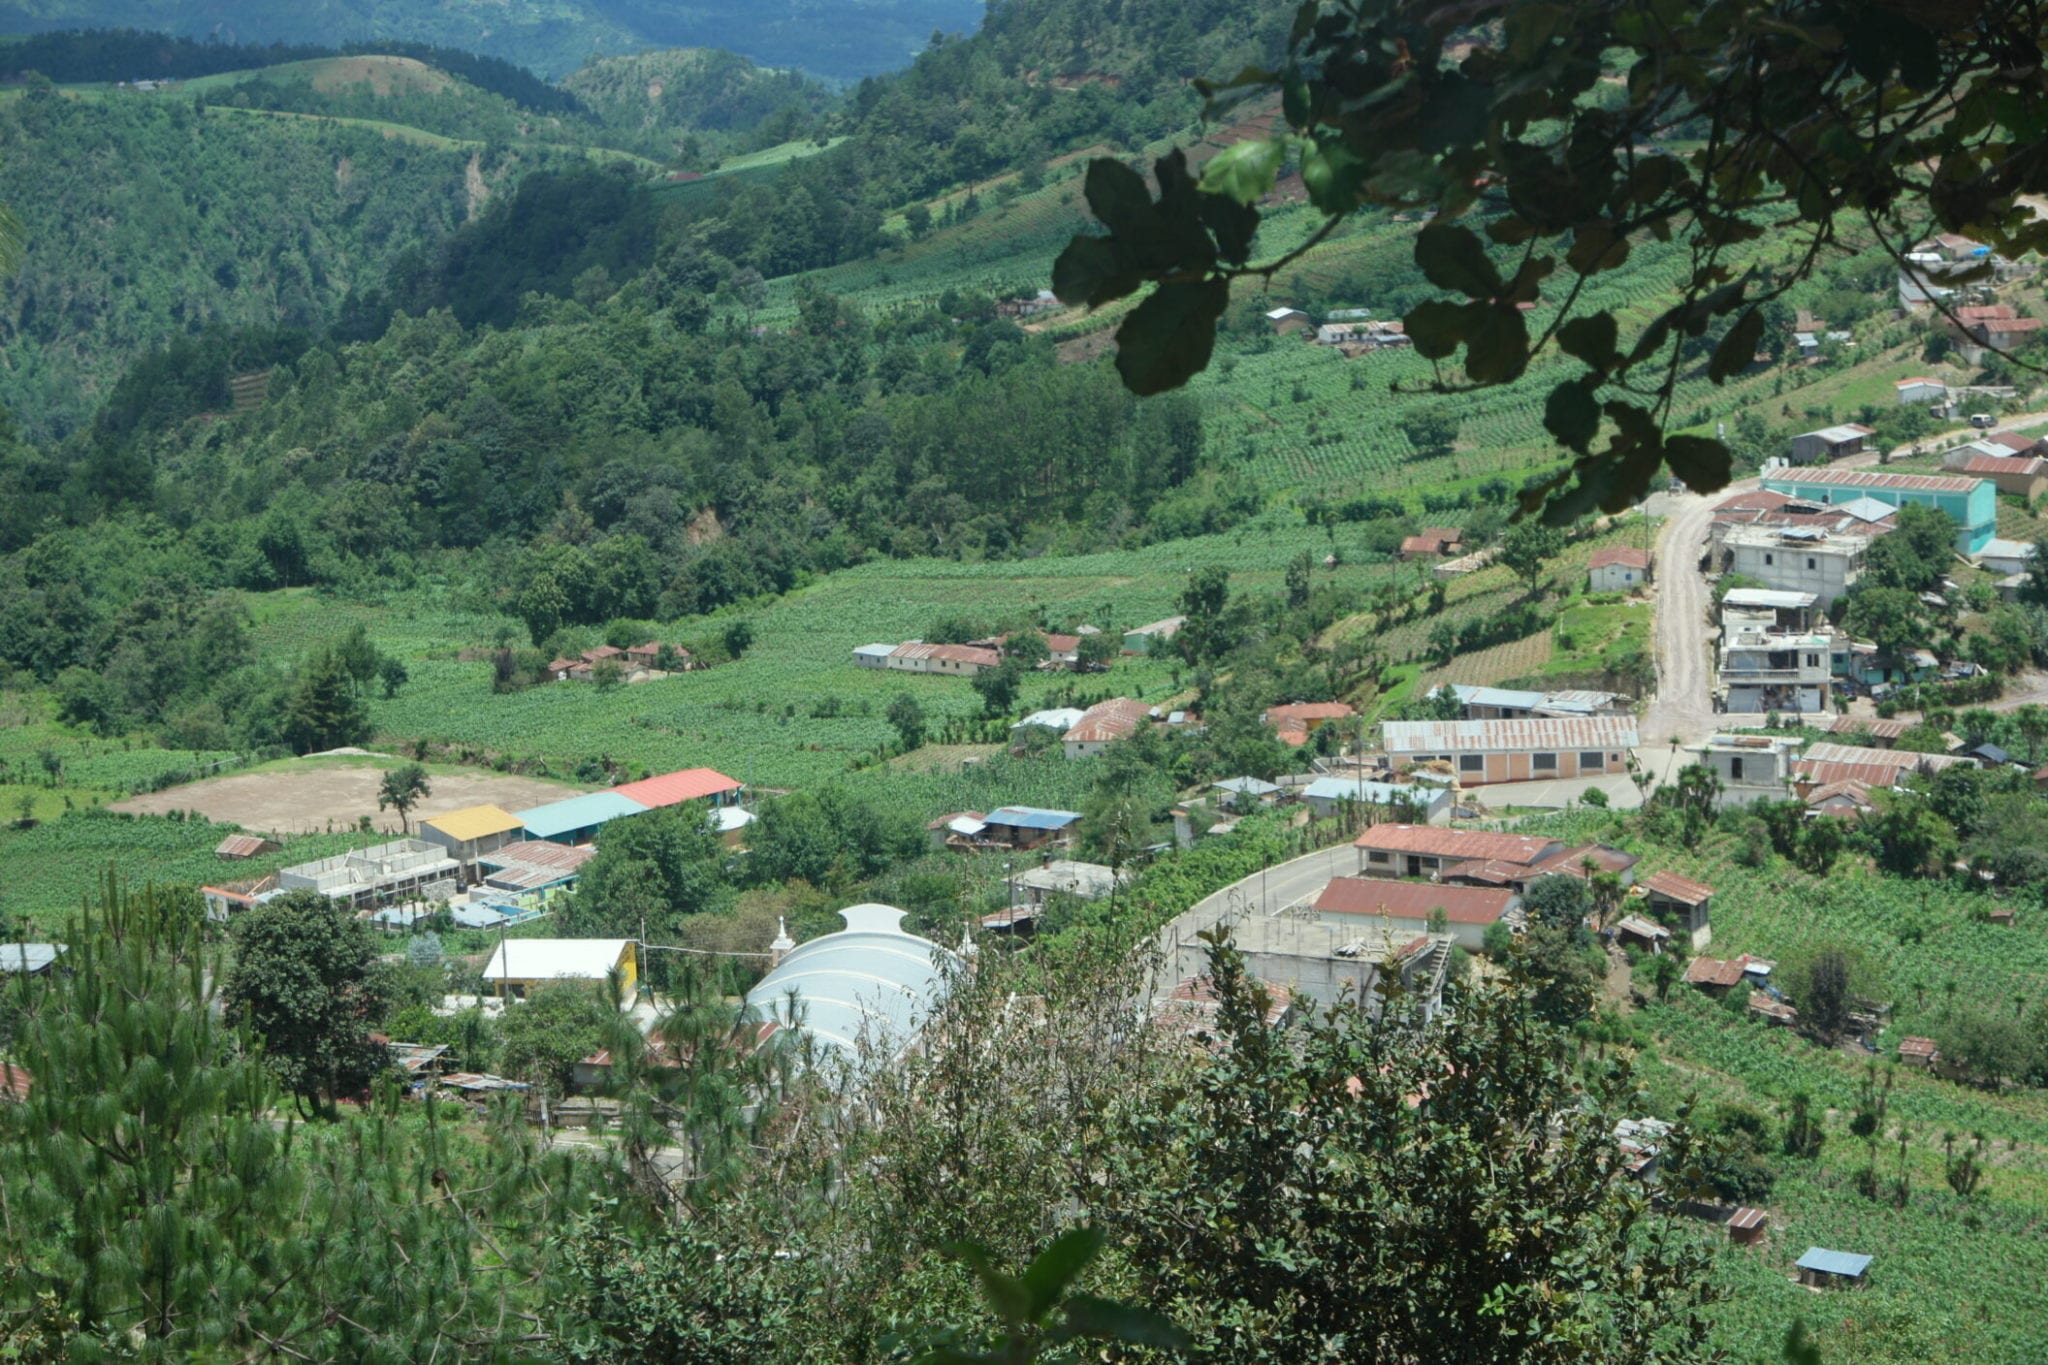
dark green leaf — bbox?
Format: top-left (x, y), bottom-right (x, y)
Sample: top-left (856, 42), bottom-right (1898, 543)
top-left (1052, 237), bottom-right (1139, 309)
top-left (1414, 222), bottom-right (1503, 298)
top-left (1664, 434), bottom-right (1731, 489)
top-left (1565, 219), bottom-right (1630, 275)
top-left (1283, 69), bottom-right (1312, 129)
top-left (1300, 140), bottom-right (1367, 215)
top-left (1487, 214), bottom-right (1537, 245)
top-left (1709, 307), bottom-right (1765, 383)
top-left (945, 1242), bottom-right (1030, 1327)
top-left (1058, 1294), bottom-right (1193, 1351)
top-left (1018, 1227), bottom-right (1104, 1319)
top-left (1199, 140), bottom-right (1285, 206)
top-left (1084, 159), bottom-right (1159, 239)
top-left (1543, 379), bottom-right (1600, 453)
top-left (1403, 299), bottom-right (1471, 361)
top-left (1197, 192), bottom-right (1261, 267)
top-left (1288, 2), bottom-right (1319, 52)
top-left (1463, 304), bottom-right (1530, 383)
top-left (1115, 278), bottom-right (1230, 396)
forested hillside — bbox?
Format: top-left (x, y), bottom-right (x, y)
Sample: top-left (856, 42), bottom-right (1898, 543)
top-left (561, 47), bottom-right (829, 158)
top-left (0, 0), bottom-right (986, 79)
top-left (0, 80), bottom-right (492, 437)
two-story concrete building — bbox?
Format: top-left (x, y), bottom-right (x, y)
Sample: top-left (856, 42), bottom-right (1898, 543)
top-left (1718, 605), bottom-right (1834, 714)
top-left (1723, 525), bottom-right (1872, 610)
top-left (1380, 716), bottom-right (1639, 786)
top-left (1759, 467), bottom-right (1996, 553)
top-left (1690, 733), bottom-right (1805, 806)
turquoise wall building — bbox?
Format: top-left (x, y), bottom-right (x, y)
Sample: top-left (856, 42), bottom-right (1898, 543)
top-left (1760, 467), bottom-right (1997, 553)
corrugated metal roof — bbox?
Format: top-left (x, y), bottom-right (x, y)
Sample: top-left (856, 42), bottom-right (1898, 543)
top-left (609, 768), bottom-right (740, 808)
top-left (0, 944), bottom-right (64, 974)
top-left (1353, 824), bottom-right (1561, 864)
top-left (1722, 587), bottom-right (1817, 609)
top-left (1124, 616), bottom-right (1185, 636)
top-left (1796, 1248), bottom-right (1872, 1278)
top-left (1066, 698), bottom-right (1152, 745)
top-left (514, 792), bottom-right (649, 838)
top-left (1314, 876), bottom-right (1515, 924)
top-left (424, 804), bottom-right (525, 842)
top-left (983, 806), bottom-right (1082, 830)
top-left (1450, 683), bottom-right (1546, 710)
top-left (1642, 870), bottom-right (1713, 904)
top-left (1214, 777), bottom-right (1282, 795)
top-left (1304, 778), bottom-right (1441, 805)
top-left (1381, 716), bottom-right (1638, 753)
top-left (479, 840), bottom-right (599, 873)
top-left (1765, 467), bottom-right (1981, 494)
top-left (1797, 424), bottom-right (1872, 443)
top-left (214, 833), bottom-right (278, 858)
top-left (1589, 546), bottom-right (1649, 569)
top-left (890, 641), bottom-right (1003, 666)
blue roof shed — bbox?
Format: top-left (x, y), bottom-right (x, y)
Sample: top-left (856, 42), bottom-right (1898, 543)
top-left (983, 806), bottom-right (1083, 830)
top-left (1796, 1248), bottom-right (1871, 1279)
top-left (515, 791), bottom-right (649, 844)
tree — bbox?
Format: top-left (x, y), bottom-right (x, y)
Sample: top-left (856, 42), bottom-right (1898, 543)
top-left (1841, 586), bottom-right (1931, 672)
top-left (1175, 564), bottom-right (1234, 664)
top-left (1938, 1009), bottom-right (2031, 1089)
top-left (377, 762), bottom-right (432, 833)
top-left (1498, 520), bottom-right (1565, 598)
top-left (1522, 873), bottom-right (1591, 933)
top-left (971, 659), bottom-right (1024, 716)
top-left (222, 890), bottom-right (388, 1118)
top-left (1095, 933), bottom-right (1721, 1362)
top-left (723, 617), bottom-right (755, 659)
top-left (887, 692), bottom-right (927, 750)
top-left (593, 658), bottom-right (625, 691)
top-left (1864, 792), bottom-right (1959, 878)
top-left (565, 805), bottom-right (730, 954)
top-left (1075, 631), bottom-right (1120, 671)
top-left (1945, 1130), bottom-right (1988, 1201)
top-left (1003, 628), bottom-right (1051, 668)
top-left (282, 647), bottom-right (370, 754)
top-left (336, 622), bottom-right (382, 697)
top-left (1783, 1092), bottom-right (1826, 1160)
top-left (1862, 504), bottom-right (1959, 593)
top-left (1056, 2), bottom-right (2048, 518)
top-left (378, 654), bottom-right (409, 699)
top-left (497, 982), bottom-right (615, 1097)
top-left (1516, 923), bottom-right (1601, 1027)
top-left (1398, 408), bottom-right (1459, 458)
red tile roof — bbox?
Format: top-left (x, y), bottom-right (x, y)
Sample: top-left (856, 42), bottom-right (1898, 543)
top-left (891, 642), bottom-right (1003, 667)
top-left (1642, 870), bottom-right (1713, 904)
top-left (581, 645), bottom-right (624, 661)
top-left (610, 768), bottom-right (741, 808)
top-left (1354, 824), bottom-right (1562, 864)
top-left (1589, 546), bottom-right (1650, 570)
top-left (1314, 876), bottom-right (1517, 925)
top-left (1400, 534), bottom-right (1443, 556)
top-left (1685, 955), bottom-right (1754, 988)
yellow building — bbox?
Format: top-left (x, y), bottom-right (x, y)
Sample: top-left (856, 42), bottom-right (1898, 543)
top-left (419, 805), bottom-right (524, 868)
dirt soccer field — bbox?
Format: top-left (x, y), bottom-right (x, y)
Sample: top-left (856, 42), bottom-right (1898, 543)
top-left (113, 761), bottom-right (584, 836)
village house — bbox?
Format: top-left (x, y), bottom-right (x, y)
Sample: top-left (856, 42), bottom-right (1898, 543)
top-left (1683, 953), bottom-right (1768, 998)
top-left (482, 938), bottom-right (637, 1002)
top-left (624, 641), bottom-right (691, 671)
top-left (1437, 842), bottom-right (1638, 897)
top-left (214, 833), bottom-right (282, 860)
top-left (1958, 314), bottom-right (2045, 361)
top-left (1611, 915), bottom-right (1671, 954)
top-left (1898, 1036), bottom-right (1940, 1069)
top-left (1786, 423), bottom-right (1872, 465)
top-left (1894, 376), bottom-right (1947, 405)
top-left (1587, 545), bottom-right (1650, 593)
top-left (1792, 741), bottom-right (1966, 792)
top-left (1760, 467), bottom-right (1997, 553)
top-left (1007, 858), bottom-right (1125, 909)
top-left (1718, 605), bottom-right (1833, 714)
top-left (1121, 616), bottom-right (1185, 653)
top-left (1804, 778), bottom-right (1878, 821)
top-left (1435, 683), bottom-right (1627, 721)
top-left (1311, 875), bottom-right (1521, 951)
top-left (1974, 538), bottom-right (2038, 577)
top-left (980, 806), bottom-right (1083, 850)
top-left (1943, 451), bottom-right (2048, 500)
top-left (0, 944), bottom-right (65, 976)
top-left (852, 643), bottom-right (896, 668)
top-left (1300, 776), bottom-right (1452, 822)
top-left (1723, 525), bottom-right (1875, 610)
top-left (514, 791), bottom-right (650, 846)
top-left (1352, 824), bottom-right (1564, 879)
top-left (1265, 700), bottom-right (1356, 746)
top-left (1264, 306), bottom-right (1312, 335)
top-left (1639, 870), bottom-right (1714, 949)
top-left (1212, 776), bottom-right (1283, 811)
top-left (885, 641), bottom-right (1003, 676)
top-left (418, 805), bottom-right (526, 874)
top-left (1398, 526), bottom-right (1464, 560)
top-left (1379, 715), bottom-right (1639, 786)
top-left (1063, 698), bottom-right (1152, 758)
top-left (1692, 733), bottom-right (1803, 805)
top-left (1980, 429), bottom-right (2047, 457)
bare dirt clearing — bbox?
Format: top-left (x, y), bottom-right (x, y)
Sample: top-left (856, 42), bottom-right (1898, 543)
top-left (113, 762), bottom-right (583, 836)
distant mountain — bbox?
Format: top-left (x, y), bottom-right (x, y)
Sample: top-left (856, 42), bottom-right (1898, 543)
top-left (562, 47), bottom-right (829, 147)
top-left (0, 0), bottom-right (986, 80)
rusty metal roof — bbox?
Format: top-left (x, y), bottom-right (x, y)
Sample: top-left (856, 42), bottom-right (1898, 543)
top-left (1381, 715), bottom-right (1638, 753)
top-left (1314, 876), bottom-right (1516, 925)
top-left (1354, 824), bottom-right (1562, 864)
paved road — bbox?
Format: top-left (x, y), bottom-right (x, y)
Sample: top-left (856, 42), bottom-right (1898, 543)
top-left (1637, 407), bottom-right (2048, 747)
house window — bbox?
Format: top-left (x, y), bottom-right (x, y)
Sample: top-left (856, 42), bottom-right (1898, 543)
top-left (1807, 557), bottom-right (1817, 570)
top-left (1579, 751), bottom-right (1604, 770)
top-left (1533, 752), bottom-right (1558, 771)
top-left (1763, 553), bottom-right (1774, 565)
top-left (1460, 755), bottom-right (1484, 773)
top-left (1805, 653), bottom-right (1820, 668)
top-left (1730, 756), bottom-right (1745, 781)
top-left (1368, 850), bottom-right (1391, 864)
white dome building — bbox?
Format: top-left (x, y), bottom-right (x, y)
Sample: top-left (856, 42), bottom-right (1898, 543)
top-left (744, 904), bottom-right (959, 1060)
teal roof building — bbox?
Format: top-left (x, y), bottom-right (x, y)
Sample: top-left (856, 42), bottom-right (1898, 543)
top-left (1759, 467), bottom-right (1996, 553)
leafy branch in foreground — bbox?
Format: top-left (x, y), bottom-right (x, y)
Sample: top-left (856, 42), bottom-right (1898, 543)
top-left (1056, 0), bottom-right (2048, 519)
